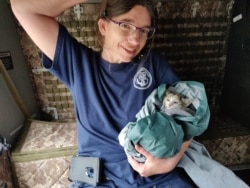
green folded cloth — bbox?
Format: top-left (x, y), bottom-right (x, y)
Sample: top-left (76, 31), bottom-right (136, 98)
top-left (118, 81), bottom-right (210, 162)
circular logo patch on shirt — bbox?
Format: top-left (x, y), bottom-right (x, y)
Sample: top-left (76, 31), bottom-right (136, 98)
top-left (133, 67), bottom-right (152, 90)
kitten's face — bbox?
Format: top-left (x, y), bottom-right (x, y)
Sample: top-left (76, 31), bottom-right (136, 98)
top-left (163, 90), bottom-right (192, 109)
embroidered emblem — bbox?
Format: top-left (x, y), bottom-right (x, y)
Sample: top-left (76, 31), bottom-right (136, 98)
top-left (133, 67), bottom-right (152, 90)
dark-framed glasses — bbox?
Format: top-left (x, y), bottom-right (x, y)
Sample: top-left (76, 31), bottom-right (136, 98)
top-left (106, 17), bottom-right (155, 40)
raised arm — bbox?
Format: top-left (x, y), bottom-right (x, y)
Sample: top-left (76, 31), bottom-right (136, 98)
top-left (10, 0), bottom-right (87, 60)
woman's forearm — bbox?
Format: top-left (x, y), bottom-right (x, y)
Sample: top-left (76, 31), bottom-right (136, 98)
top-left (10, 0), bottom-right (87, 59)
top-left (10, 0), bottom-right (88, 18)
top-left (128, 139), bottom-right (192, 177)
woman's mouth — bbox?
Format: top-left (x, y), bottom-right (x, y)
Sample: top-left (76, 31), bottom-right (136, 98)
top-left (122, 46), bottom-right (137, 56)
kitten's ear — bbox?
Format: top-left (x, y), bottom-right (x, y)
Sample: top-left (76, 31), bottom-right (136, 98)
top-left (166, 88), bottom-right (174, 95)
top-left (165, 90), bottom-right (170, 98)
top-left (181, 98), bottom-right (193, 107)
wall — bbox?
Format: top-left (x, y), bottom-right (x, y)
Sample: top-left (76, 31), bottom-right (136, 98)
top-left (0, 0), bottom-right (39, 144)
top-left (0, 0), bottom-right (38, 116)
top-left (0, 73), bottom-right (24, 145)
top-left (221, 0), bottom-right (250, 127)
top-left (153, 0), bottom-right (233, 105)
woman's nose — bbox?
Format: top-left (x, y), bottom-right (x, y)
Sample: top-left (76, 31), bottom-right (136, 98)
top-left (128, 30), bottom-right (141, 44)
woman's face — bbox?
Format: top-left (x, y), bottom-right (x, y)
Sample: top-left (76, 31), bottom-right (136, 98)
top-left (98, 5), bottom-right (151, 63)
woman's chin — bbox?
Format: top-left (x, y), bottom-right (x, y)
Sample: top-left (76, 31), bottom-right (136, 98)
top-left (120, 55), bottom-right (136, 63)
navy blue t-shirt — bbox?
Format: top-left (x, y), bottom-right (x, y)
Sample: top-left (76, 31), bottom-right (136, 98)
top-left (43, 24), bottom-right (180, 187)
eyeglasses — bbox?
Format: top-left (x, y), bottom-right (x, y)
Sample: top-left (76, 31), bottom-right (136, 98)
top-left (106, 17), bottom-right (155, 40)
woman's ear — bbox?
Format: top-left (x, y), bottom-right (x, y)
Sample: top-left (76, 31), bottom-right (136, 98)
top-left (98, 19), bottom-right (107, 36)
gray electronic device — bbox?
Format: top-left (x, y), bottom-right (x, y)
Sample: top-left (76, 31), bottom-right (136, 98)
top-left (69, 156), bottom-right (101, 186)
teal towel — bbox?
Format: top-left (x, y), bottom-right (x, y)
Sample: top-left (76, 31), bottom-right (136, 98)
top-left (118, 81), bottom-right (210, 162)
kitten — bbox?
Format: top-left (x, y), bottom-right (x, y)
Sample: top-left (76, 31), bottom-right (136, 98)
top-left (162, 88), bottom-right (195, 116)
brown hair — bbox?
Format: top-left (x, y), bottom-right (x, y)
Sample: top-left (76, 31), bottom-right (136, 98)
top-left (95, 0), bottom-right (156, 49)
